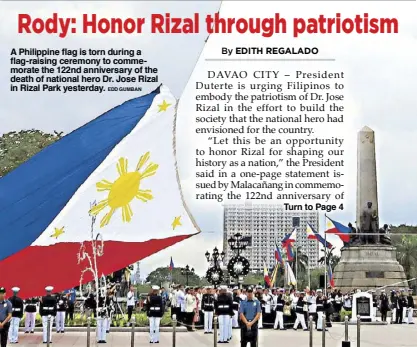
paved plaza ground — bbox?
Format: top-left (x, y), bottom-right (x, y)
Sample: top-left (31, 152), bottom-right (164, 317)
top-left (12, 324), bottom-right (417, 347)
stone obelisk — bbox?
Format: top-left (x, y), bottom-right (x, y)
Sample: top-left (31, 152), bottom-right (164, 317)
top-left (333, 126), bottom-right (407, 293)
top-left (356, 126), bottom-right (379, 229)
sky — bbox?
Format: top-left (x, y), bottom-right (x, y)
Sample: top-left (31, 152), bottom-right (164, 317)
top-left (1, 1), bottom-right (417, 279)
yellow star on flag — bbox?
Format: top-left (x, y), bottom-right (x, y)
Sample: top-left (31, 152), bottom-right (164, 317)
top-left (172, 216), bottom-right (182, 230)
top-left (51, 227), bottom-right (65, 239)
top-left (158, 100), bottom-right (171, 112)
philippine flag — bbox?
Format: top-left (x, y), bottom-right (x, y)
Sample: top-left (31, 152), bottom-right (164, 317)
top-left (274, 242), bottom-right (284, 267)
top-left (328, 264), bottom-right (335, 288)
top-left (169, 257), bottom-right (174, 271)
top-left (306, 223), bottom-right (333, 249)
top-left (325, 216), bottom-right (350, 243)
top-left (0, 86), bottom-right (200, 298)
top-left (263, 261), bottom-right (271, 288)
top-left (282, 228), bottom-right (296, 262)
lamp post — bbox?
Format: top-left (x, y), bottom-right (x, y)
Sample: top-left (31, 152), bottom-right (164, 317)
top-left (205, 247), bottom-right (225, 268)
top-left (205, 247), bottom-right (225, 287)
top-left (181, 265), bottom-right (194, 286)
top-left (227, 233), bottom-right (250, 287)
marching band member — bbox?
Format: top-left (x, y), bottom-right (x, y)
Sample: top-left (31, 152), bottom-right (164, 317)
top-left (308, 290), bottom-right (317, 328)
top-left (202, 287), bottom-right (215, 334)
top-left (55, 293), bottom-right (68, 333)
top-left (215, 286), bottom-right (233, 343)
top-left (390, 290), bottom-right (398, 323)
top-left (407, 289), bottom-right (414, 324)
top-left (273, 289), bottom-right (286, 330)
top-left (8, 287), bottom-right (23, 344)
top-left (40, 286), bottom-right (57, 344)
top-left (24, 297), bottom-right (37, 334)
top-left (293, 292), bottom-right (308, 331)
top-left (147, 286), bottom-right (163, 344)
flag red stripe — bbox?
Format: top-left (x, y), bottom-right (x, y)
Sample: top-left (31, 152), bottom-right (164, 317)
top-left (0, 235), bottom-right (192, 298)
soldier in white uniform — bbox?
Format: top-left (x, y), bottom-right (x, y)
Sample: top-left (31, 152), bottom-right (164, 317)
top-left (146, 286), bottom-right (164, 343)
top-left (24, 298), bottom-right (37, 334)
top-left (40, 286), bottom-right (57, 344)
top-left (202, 287), bottom-right (215, 333)
top-left (55, 293), bottom-right (68, 333)
top-left (97, 289), bottom-right (109, 344)
top-left (8, 287), bottom-right (23, 344)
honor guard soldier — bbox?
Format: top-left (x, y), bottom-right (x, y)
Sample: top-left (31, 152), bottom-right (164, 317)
top-left (106, 285), bottom-right (116, 333)
top-left (254, 286), bottom-right (264, 328)
top-left (239, 287), bottom-right (261, 347)
top-left (0, 287), bottom-right (12, 347)
top-left (293, 292), bottom-right (308, 331)
top-left (147, 286), bottom-right (163, 344)
top-left (24, 297), bottom-right (37, 333)
top-left (232, 288), bottom-right (241, 328)
top-left (316, 290), bottom-right (327, 331)
top-left (97, 289), bottom-right (109, 344)
top-left (215, 286), bottom-right (233, 343)
top-left (273, 288), bottom-right (286, 330)
top-left (40, 286), bottom-right (57, 344)
top-left (407, 289), bottom-right (414, 324)
top-left (202, 287), bottom-right (215, 334)
top-left (8, 287), bottom-right (23, 344)
top-left (371, 290), bottom-right (378, 319)
top-left (56, 293), bottom-right (68, 333)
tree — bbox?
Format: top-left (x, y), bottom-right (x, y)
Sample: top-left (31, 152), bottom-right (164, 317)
top-left (145, 267), bottom-right (203, 287)
top-left (0, 130), bottom-right (62, 177)
top-left (318, 247), bottom-right (340, 269)
top-left (395, 236), bottom-right (417, 280)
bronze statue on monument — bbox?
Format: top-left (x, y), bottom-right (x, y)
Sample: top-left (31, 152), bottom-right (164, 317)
top-left (360, 201), bottom-right (379, 244)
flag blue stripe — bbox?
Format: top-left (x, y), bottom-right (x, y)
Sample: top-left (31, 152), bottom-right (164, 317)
top-left (0, 87), bottom-right (161, 261)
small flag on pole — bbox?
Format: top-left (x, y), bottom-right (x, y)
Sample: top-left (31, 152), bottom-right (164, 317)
top-left (169, 257), bottom-right (174, 271)
top-left (307, 222), bottom-right (333, 249)
top-left (274, 242), bottom-right (285, 267)
top-left (263, 260), bottom-right (271, 288)
top-left (281, 228), bottom-right (296, 262)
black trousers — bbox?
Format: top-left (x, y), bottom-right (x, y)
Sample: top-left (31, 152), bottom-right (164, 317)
top-left (67, 302), bottom-right (75, 321)
top-left (185, 312), bottom-right (194, 331)
top-left (396, 308), bottom-right (403, 324)
top-left (240, 322), bottom-right (258, 347)
top-left (127, 306), bottom-right (134, 322)
top-left (381, 309), bottom-right (387, 322)
top-left (0, 323), bottom-right (10, 347)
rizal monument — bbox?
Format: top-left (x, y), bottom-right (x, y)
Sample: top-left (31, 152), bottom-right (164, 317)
top-left (333, 126), bottom-right (408, 292)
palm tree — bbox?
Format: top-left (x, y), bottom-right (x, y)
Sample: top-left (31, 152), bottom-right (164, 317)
top-left (396, 236), bottom-right (417, 279)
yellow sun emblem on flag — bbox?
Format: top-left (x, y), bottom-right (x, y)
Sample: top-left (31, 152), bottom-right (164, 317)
top-left (89, 152), bottom-right (158, 228)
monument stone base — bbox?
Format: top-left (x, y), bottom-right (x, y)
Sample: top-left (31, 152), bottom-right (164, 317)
top-left (334, 245), bottom-right (408, 292)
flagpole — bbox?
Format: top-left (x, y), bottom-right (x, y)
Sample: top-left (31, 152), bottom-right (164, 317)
top-left (307, 229), bottom-right (311, 289)
top-left (294, 227), bottom-right (298, 291)
top-left (324, 213), bottom-right (328, 297)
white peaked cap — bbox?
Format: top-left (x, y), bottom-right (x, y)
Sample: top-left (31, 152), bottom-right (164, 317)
top-left (12, 287), bottom-right (20, 292)
top-left (45, 286), bottom-right (54, 292)
top-left (152, 285), bottom-right (160, 290)
top-left (316, 289), bottom-right (323, 292)
top-left (220, 285), bottom-right (228, 290)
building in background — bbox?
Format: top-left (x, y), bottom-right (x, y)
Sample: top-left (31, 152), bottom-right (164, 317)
top-left (132, 261), bottom-right (141, 284)
top-left (223, 201), bottom-right (320, 272)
